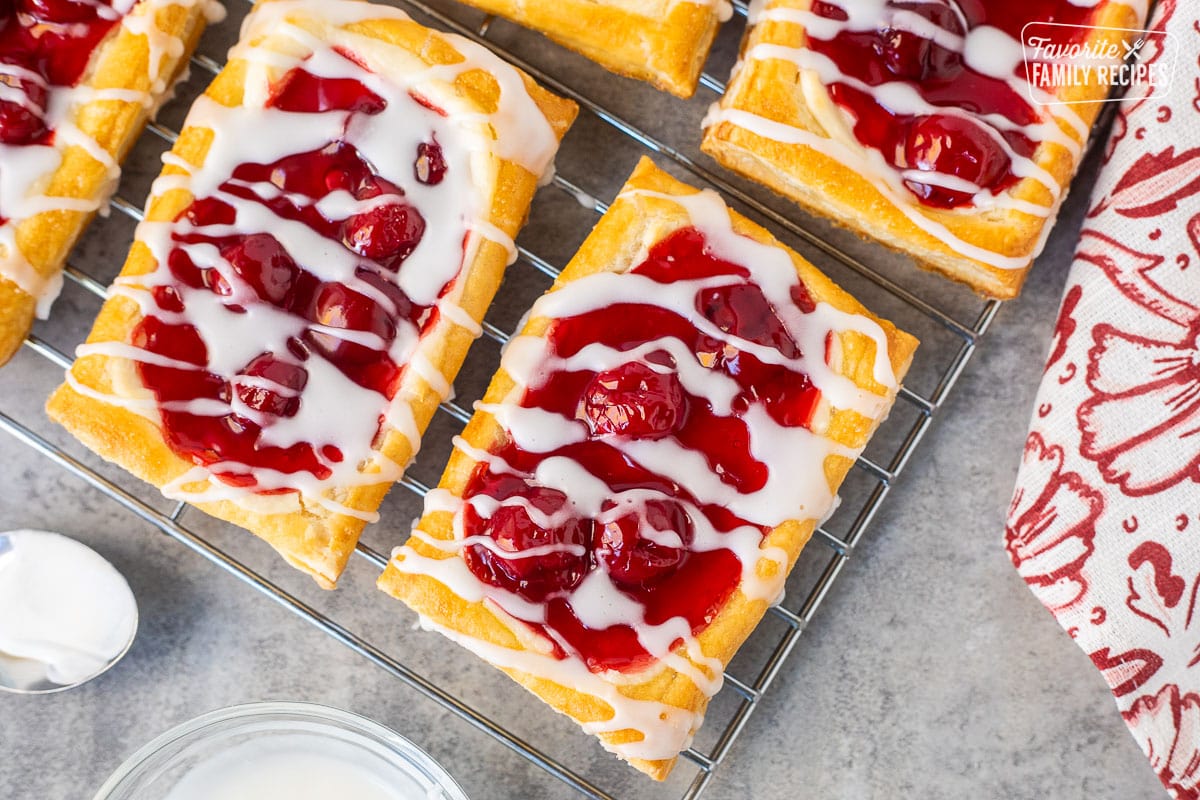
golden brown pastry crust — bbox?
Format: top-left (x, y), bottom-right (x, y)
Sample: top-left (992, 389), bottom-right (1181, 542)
top-left (379, 156), bottom-right (918, 779)
top-left (701, 0), bottom-right (1143, 299)
top-left (46, 0), bottom-right (578, 589)
top-left (0, 0), bottom-right (213, 366)
top-left (452, 0), bottom-right (723, 97)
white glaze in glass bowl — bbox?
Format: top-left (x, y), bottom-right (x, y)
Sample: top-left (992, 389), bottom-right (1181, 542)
top-left (92, 702), bottom-right (469, 800)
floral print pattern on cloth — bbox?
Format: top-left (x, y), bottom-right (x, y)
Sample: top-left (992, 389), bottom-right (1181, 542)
top-left (1006, 2), bottom-right (1200, 797)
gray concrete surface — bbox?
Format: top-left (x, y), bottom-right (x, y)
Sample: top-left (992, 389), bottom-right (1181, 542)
top-left (0, 3), bottom-right (1169, 799)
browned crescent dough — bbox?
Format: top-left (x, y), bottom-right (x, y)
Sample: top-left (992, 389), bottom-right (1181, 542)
top-left (446, 0), bottom-right (725, 98)
top-left (0, 0), bottom-right (216, 366)
top-left (379, 156), bottom-right (919, 780)
top-left (702, 0), bottom-right (1143, 299)
top-left (46, 0), bottom-right (578, 589)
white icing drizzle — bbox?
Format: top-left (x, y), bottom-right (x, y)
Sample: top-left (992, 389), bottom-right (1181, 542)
top-left (391, 185), bottom-right (899, 763)
top-left (71, 0), bottom-right (563, 518)
top-left (416, 613), bottom-right (701, 761)
top-left (706, 0), bottom-right (1143, 270)
top-left (682, 0), bottom-right (734, 23)
top-left (0, 0), bottom-right (224, 316)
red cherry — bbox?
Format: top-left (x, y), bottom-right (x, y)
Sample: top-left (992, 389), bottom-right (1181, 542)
top-left (130, 316), bottom-right (207, 366)
top-left (414, 141), bottom-right (446, 185)
top-left (301, 281), bottom-right (394, 372)
top-left (595, 499), bottom-right (693, 587)
top-left (342, 202), bottom-right (425, 266)
top-left (303, 328), bottom-right (400, 394)
top-left (581, 361), bottom-right (686, 439)
top-left (167, 249), bottom-right (233, 296)
top-left (308, 281), bottom-right (394, 337)
top-left (875, 1), bottom-right (965, 81)
top-left (221, 233), bottom-right (299, 306)
top-left (756, 367), bottom-right (821, 428)
top-left (463, 486), bottom-right (593, 602)
top-left (151, 285), bottom-right (184, 313)
top-left (166, 249), bottom-right (203, 289)
top-left (352, 173), bottom-right (398, 201)
top-left (267, 68), bottom-right (385, 115)
top-left (184, 197), bottom-right (236, 227)
top-left (324, 167), bottom-right (353, 194)
top-left (877, 27), bottom-right (932, 79)
top-left (902, 114), bottom-right (1010, 207)
top-left (809, 1), bottom-right (846, 21)
top-left (0, 75), bottom-right (47, 145)
top-left (354, 267), bottom-right (416, 324)
top-left (790, 282), bottom-right (816, 314)
top-left (633, 226), bottom-right (751, 284)
top-left (19, 0), bottom-right (103, 21)
top-left (232, 353), bottom-right (307, 419)
top-left (696, 283), bottom-right (800, 359)
top-left (297, 278), bottom-right (401, 394)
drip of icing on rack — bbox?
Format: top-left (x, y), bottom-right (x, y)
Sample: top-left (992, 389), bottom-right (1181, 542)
top-left (0, 0), bottom-right (224, 315)
top-left (393, 187), bottom-right (900, 762)
top-left (71, 0), bottom-right (560, 520)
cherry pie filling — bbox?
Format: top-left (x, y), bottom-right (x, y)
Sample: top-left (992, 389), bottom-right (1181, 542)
top-left (132, 64), bottom-right (454, 491)
top-left (806, 0), bottom-right (1100, 209)
top-left (460, 227), bottom-right (825, 674)
top-left (0, 0), bottom-right (131, 223)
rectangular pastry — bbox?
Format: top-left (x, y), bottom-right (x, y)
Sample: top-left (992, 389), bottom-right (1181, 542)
top-left (378, 157), bottom-right (918, 778)
top-left (0, 0), bottom-right (222, 365)
top-left (46, 0), bottom-right (577, 588)
top-left (702, 0), bottom-right (1147, 298)
top-left (450, 0), bottom-right (731, 97)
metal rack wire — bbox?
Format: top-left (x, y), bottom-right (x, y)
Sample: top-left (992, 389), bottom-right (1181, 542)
top-left (0, 1), bottom-right (1003, 798)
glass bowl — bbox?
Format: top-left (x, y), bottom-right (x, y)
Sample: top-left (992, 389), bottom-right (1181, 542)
top-left (92, 701), bottom-right (469, 800)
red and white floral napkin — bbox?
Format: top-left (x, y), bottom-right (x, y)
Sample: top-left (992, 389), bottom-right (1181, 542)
top-left (1006, 1), bottom-right (1200, 796)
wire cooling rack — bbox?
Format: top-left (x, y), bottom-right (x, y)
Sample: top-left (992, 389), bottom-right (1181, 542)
top-left (0, 1), bottom-right (1004, 798)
